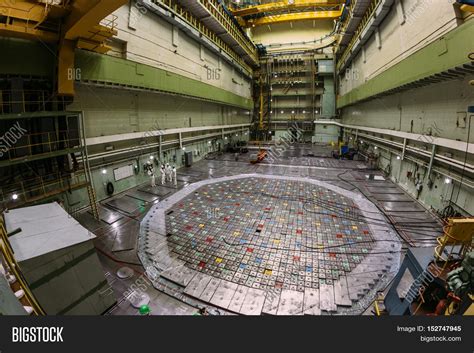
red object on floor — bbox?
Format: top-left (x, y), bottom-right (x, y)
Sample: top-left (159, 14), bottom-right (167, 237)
top-left (293, 256), bottom-right (300, 261)
top-left (246, 247), bottom-right (254, 253)
top-left (336, 233), bottom-right (343, 238)
top-left (198, 261), bottom-right (206, 268)
top-left (296, 229), bottom-right (303, 234)
top-left (206, 237), bottom-right (213, 243)
top-left (185, 225), bottom-right (193, 231)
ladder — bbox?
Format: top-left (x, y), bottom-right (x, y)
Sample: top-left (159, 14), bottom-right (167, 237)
top-left (87, 183), bottom-right (99, 221)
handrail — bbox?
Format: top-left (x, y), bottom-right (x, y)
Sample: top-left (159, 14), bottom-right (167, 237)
top-left (336, 0), bottom-right (381, 72)
top-left (153, 0), bottom-right (254, 71)
top-left (0, 130), bottom-right (81, 163)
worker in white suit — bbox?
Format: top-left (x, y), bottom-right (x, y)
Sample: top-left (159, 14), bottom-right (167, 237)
top-left (165, 163), bottom-right (172, 183)
top-left (172, 166), bottom-right (177, 186)
top-left (146, 161), bottom-right (156, 187)
top-left (160, 164), bottom-right (166, 185)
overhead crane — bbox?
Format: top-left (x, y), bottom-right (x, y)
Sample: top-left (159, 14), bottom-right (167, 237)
top-left (0, 0), bottom-right (127, 96)
top-left (58, 0), bottom-right (128, 95)
top-left (244, 9), bottom-right (344, 27)
top-left (230, 0), bottom-right (344, 28)
top-left (230, 0), bottom-right (345, 17)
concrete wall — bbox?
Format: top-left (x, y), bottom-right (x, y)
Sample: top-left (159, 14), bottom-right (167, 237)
top-left (342, 75), bottom-right (474, 142)
top-left (341, 77), bottom-right (474, 215)
top-left (62, 3), bottom-right (255, 206)
top-left (71, 85), bottom-right (250, 138)
top-left (112, 4), bottom-right (251, 99)
top-left (338, 3), bottom-right (473, 216)
top-left (66, 84), bottom-right (250, 206)
top-left (339, 0), bottom-right (460, 95)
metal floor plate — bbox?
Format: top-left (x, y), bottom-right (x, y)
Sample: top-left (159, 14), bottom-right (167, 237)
top-left (366, 187), bottom-right (404, 194)
top-left (89, 206), bottom-right (123, 225)
top-left (371, 194), bottom-right (413, 202)
top-left (139, 185), bottom-right (172, 197)
top-left (106, 196), bottom-right (144, 215)
top-left (126, 190), bottom-right (159, 203)
top-left (382, 201), bottom-right (425, 212)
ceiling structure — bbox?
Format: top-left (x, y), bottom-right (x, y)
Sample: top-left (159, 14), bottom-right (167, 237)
top-left (0, 0), bottom-right (128, 96)
top-left (228, 0), bottom-right (345, 28)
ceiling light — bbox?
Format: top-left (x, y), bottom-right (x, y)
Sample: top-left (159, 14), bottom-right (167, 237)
top-left (101, 169), bottom-right (107, 174)
top-left (445, 178), bottom-right (452, 184)
top-left (12, 194), bottom-right (18, 201)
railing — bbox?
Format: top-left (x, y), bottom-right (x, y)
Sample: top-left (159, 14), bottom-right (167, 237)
top-left (0, 172), bottom-right (89, 211)
top-left (0, 90), bottom-right (69, 114)
top-left (0, 129), bottom-right (81, 163)
top-left (100, 14), bottom-right (118, 32)
top-left (336, 0), bottom-right (381, 72)
top-left (198, 0), bottom-right (258, 63)
top-left (0, 214), bottom-right (45, 315)
top-left (152, 0), bottom-right (253, 72)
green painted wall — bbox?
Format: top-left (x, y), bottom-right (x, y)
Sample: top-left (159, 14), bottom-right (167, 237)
top-left (337, 20), bottom-right (474, 108)
top-left (321, 76), bottom-right (336, 118)
top-left (75, 51), bottom-right (253, 110)
top-left (63, 134), bottom-right (248, 208)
